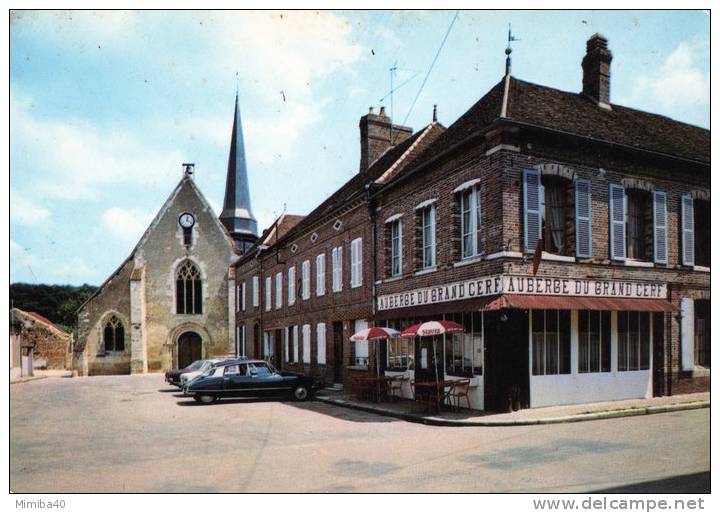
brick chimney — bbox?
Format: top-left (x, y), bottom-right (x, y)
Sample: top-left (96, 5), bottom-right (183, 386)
top-left (359, 107), bottom-right (413, 173)
top-left (581, 33), bottom-right (613, 109)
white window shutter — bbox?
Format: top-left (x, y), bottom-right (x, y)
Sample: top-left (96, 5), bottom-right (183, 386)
top-left (302, 325), bottom-right (310, 363)
top-left (317, 323), bottom-right (326, 364)
top-left (288, 267), bottom-right (295, 305)
top-left (283, 327), bottom-right (289, 362)
top-left (680, 298), bottom-right (695, 371)
top-left (609, 183), bottom-right (626, 260)
top-left (338, 246), bottom-right (343, 291)
top-left (293, 326), bottom-right (299, 363)
top-left (575, 179), bottom-right (592, 258)
top-left (523, 169), bottom-right (542, 253)
top-left (653, 191), bottom-right (668, 264)
top-left (681, 194), bottom-right (695, 266)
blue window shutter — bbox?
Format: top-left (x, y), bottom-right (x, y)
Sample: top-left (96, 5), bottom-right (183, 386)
top-left (523, 169), bottom-right (542, 253)
top-left (681, 194), bottom-right (695, 266)
top-left (609, 183), bottom-right (626, 260)
top-left (575, 179), bottom-right (592, 258)
top-left (653, 191), bottom-right (668, 264)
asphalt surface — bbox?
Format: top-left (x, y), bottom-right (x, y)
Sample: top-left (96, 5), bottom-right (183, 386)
top-left (10, 374), bottom-right (710, 493)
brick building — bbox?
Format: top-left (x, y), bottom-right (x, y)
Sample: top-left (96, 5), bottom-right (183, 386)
top-left (10, 308), bottom-right (73, 370)
top-left (235, 34), bottom-right (709, 410)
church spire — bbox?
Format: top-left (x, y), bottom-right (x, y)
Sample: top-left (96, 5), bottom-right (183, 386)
top-left (219, 92), bottom-right (258, 253)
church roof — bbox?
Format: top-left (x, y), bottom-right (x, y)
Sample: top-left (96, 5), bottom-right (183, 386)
top-left (219, 93), bottom-right (258, 241)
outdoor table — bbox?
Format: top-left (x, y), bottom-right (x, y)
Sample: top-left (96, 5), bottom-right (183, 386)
top-left (354, 376), bottom-right (393, 403)
top-left (412, 380), bottom-right (459, 413)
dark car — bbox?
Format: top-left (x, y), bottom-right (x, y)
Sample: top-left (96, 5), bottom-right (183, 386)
top-left (165, 359), bottom-right (205, 387)
top-left (184, 359), bottom-right (319, 404)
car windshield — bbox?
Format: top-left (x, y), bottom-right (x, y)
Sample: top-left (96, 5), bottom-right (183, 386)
top-left (188, 360), bottom-right (204, 370)
top-left (248, 362), bottom-right (275, 377)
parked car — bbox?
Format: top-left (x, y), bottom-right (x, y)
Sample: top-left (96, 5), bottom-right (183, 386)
top-left (185, 359), bottom-right (319, 404)
top-left (165, 359), bottom-right (205, 387)
top-left (179, 357), bottom-right (242, 388)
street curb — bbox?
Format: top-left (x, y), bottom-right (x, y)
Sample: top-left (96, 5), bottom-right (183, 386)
top-left (10, 375), bottom-right (48, 386)
top-left (315, 396), bottom-right (710, 427)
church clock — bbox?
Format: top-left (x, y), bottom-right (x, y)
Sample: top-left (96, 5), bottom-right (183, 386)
top-left (179, 212), bottom-right (195, 229)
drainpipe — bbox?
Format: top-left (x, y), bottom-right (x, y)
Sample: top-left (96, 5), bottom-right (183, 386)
top-left (367, 184), bottom-right (378, 319)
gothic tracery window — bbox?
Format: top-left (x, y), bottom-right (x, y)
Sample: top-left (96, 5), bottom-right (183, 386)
top-left (103, 315), bottom-right (125, 353)
top-left (176, 261), bottom-right (202, 314)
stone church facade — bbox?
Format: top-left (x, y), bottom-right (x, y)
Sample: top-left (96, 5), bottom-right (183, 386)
top-left (74, 95), bottom-right (258, 375)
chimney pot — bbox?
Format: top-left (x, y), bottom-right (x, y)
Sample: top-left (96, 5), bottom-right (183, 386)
top-left (432, 104), bottom-right (438, 122)
top-left (582, 33), bottom-right (613, 108)
top-left (379, 106), bottom-right (386, 117)
top-left (369, 106), bottom-right (374, 114)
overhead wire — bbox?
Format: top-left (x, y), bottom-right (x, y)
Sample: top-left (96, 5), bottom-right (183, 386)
top-left (402, 10), bottom-right (460, 126)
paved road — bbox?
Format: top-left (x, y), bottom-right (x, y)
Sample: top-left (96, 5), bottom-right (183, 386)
top-left (10, 374), bottom-right (710, 493)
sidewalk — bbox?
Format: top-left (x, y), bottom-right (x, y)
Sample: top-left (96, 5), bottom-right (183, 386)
top-left (315, 390), bottom-right (709, 426)
top-left (10, 369), bottom-right (73, 385)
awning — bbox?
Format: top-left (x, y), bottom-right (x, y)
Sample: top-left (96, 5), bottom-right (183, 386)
top-left (482, 295), bottom-right (678, 312)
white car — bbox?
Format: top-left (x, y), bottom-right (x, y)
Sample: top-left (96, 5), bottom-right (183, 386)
top-left (179, 359), bottom-right (225, 389)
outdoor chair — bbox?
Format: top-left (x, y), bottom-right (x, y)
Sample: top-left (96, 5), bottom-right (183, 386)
top-left (448, 378), bottom-right (471, 411)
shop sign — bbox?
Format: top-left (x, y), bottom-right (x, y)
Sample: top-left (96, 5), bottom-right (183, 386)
top-left (377, 274), bottom-right (667, 311)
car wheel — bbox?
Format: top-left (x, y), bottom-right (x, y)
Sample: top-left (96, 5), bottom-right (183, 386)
top-left (293, 386), bottom-right (309, 401)
top-left (196, 394), bottom-right (217, 404)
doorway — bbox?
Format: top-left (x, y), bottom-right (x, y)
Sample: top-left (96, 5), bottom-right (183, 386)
top-left (414, 335), bottom-right (444, 383)
top-left (332, 322), bottom-right (344, 383)
top-left (177, 331), bottom-right (202, 369)
top-left (483, 309), bottom-right (530, 411)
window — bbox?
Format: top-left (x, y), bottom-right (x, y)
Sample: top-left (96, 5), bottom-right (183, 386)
top-left (388, 220), bottom-right (403, 276)
top-left (224, 364), bottom-right (243, 376)
top-left (302, 324), bottom-right (311, 364)
top-left (618, 311), bottom-right (651, 371)
top-left (248, 361), bottom-right (273, 377)
top-left (252, 276), bottom-right (259, 307)
top-left (444, 312), bottom-right (483, 377)
top-left (182, 226), bottom-right (193, 247)
top-left (578, 311), bottom-right (611, 373)
top-left (264, 276), bottom-right (272, 311)
top-left (626, 190), bottom-right (650, 260)
top-left (694, 199), bottom-right (710, 267)
top-left (274, 272), bottom-right (283, 309)
top-left (331, 246), bottom-right (343, 292)
top-left (541, 177), bottom-right (569, 255)
top-left (460, 187), bottom-right (482, 259)
top-left (350, 238), bottom-right (363, 287)
top-left (694, 300), bottom-right (710, 367)
top-left (317, 323), bottom-right (327, 365)
top-left (316, 253), bottom-right (326, 296)
top-left (419, 206), bottom-right (436, 269)
top-left (387, 337), bottom-right (414, 372)
top-left (102, 315), bottom-right (125, 353)
top-left (352, 319), bottom-right (369, 367)
top-left (531, 310), bottom-right (570, 375)
top-left (287, 266), bottom-right (296, 305)
top-left (176, 261), bottom-right (202, 314)
top-left (264, 331), bottom-right (275, 361)
top-left (301, 260), bottom-right (310, 300)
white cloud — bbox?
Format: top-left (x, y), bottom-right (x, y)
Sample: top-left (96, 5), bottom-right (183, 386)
top-left (11, 190), bottom-right (52, 226)
top-left (100, 207), bottom-right (155, 243)
top-left (11, 90), bottom-right (185, 200)
top-left (11, 238), bottom-right (96, 284)
top-left (630, 38), bottom-right (709, 120)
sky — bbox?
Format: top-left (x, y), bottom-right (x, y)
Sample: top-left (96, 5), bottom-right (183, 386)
top-left (9, 10), bottom-right (710, 286)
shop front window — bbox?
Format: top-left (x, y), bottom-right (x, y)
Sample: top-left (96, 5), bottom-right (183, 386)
top-left (578, 311), bottom-right (611, 373)
top-left (444, 312), bottom-right (483, 377)
top-left (531, 309), bottom-right (571, 375)
top-left (618, 311), bottom-right (650, 371)
top-left (387, 337), bottom-right (414, 372)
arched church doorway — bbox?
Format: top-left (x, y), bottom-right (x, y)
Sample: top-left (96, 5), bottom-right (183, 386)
top-left (177, 331), bottom-right (202, 369)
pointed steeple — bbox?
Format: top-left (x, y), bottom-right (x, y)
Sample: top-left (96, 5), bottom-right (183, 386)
top-left (219, 92), bottom-right (258, 253)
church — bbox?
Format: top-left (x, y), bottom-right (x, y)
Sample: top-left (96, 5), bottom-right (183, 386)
top-left (73, 94), bottom-right (258, 376)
